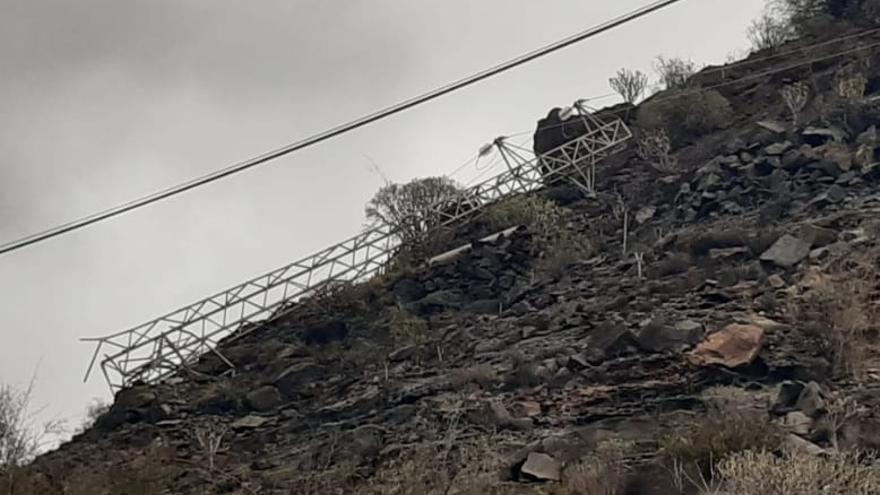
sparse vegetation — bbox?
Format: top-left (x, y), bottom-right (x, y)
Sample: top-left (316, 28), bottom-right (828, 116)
top-left (659, 410), bottom-right (785, 481)
top-left (837, 73), bottom-right (868, 101)
top-left (483, 195), bottom-right (594, 278)
top-left (388, 307), bottom-right (430, 347)
top-left (0, 380), bottom-right (64, 493)
top-left (747, 9), bottom-right (793, 50)
top-left (637, 89), bottom-right (732, 144)
top-left (780, 82), bottom-right (810, 127)
top-left (789, 252), bottom-right (879, 379)
top-left (654, 56), bottom-right (697, 90)
top-left (552, 440), bottom-right (633, 495)
top-left (74, 398), bottom-right (110, 434)
top-left (635, 128), bottom-right (677, 173)
top-left (714, 450), bottom-right (880, 494)
top-left (609, 68), bottom-right (649, 104)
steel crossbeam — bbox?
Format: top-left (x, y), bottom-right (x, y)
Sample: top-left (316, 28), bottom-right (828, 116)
top-left (84, 114), bottom-right (631, 391)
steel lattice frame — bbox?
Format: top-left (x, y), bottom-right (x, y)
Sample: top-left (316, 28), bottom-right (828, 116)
top-left (84, 114), bottom-right (631, 391)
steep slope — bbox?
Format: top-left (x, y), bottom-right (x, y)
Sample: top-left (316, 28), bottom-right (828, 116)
top-left (10, 26), bottom-right (880, 495)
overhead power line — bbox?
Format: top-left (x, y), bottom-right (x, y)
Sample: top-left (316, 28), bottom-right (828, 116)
top-left (0, 0), bottom-right (685, 257)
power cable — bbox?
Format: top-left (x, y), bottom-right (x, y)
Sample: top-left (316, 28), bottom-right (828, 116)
top-left (0, 0), bottom-right (686, 257)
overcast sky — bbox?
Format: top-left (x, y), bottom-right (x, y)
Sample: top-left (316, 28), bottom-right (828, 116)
top-left (0, 0), bottom-right (766, 441)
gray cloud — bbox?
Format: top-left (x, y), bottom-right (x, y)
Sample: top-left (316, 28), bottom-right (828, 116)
top-left (0, 0), bottom-right (765, 441)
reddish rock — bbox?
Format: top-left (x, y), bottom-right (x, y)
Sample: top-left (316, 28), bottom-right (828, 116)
top-left (688, 323), bottom-right (765, 368)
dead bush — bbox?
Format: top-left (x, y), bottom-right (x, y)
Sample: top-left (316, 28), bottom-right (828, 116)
top-left (637, 89), bottom-right (732, 145)
top-left (780, 81), bottom-right (810, 127)
top-left (635, 128), bottom-right (677, 174)
top-left (748, 10), bottom-right (793, 50)
top-left (659, 410), bottom-right (784, 482)
top-left (361, 435), bottom-right (514, 494)
top-left (552, 440), bottom-right (634, 495)
top-left (654, 56), bottom-right (697, 90)
top-left (715, 449), bottom-right (880, 494)
top-left (609, 68), bottom-right (649, 104)
top-left (789, 258), bottom-right (878, 379)
top-left (0, 379), bottom-right (63, 493)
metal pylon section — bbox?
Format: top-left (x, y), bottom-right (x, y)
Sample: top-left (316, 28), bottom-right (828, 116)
top-left (84, 108), bottom-right (631, 392)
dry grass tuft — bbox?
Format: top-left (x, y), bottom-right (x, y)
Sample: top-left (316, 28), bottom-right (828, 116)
top-left (552, 440), bottom-right (633, 495)
top-left (789, 250), bottom-right (879, 379)
top-left (659, 410), bottom-right (784, 482)
top-left (714, 450), bottom-right (880, 495)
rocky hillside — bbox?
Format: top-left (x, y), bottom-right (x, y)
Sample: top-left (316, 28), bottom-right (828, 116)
top-left (10, 25), bottom-right (880, 495)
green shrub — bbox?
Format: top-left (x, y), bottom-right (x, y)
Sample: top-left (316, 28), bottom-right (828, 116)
top-left (637, 89), bottom-right (732, 144)
top-left (365, 176), bottom-right (465, 246)
top-left (387, 308), bottom-right (429, 347)
top-left (483, 195), bottom-right (594, 278)
top-left (481, 195), bottom-right (562, 239)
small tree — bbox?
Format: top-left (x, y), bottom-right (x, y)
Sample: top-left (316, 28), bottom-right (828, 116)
top-left (365, 176), bottom-right (464, 245)
top-left (654, 56), bottom-right (697, 90)
top-left (609, 68), bottom-right (649, 104)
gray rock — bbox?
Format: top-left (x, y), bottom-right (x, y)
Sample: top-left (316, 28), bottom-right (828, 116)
top-left (246, 385), bottom-right (282, 412)
top-left (635, 206), bottom-right (656, 224)
top-left (726, 136), bottom-right (750, 152)
top-left (765, 141), bottom-right (793, 155)
top-left (795, 381), bottom-right (826, 418)
top-left (760, 235), bottom-right (811, 268)
top-left (783, 433), bottom-right (827, 456)
top-left (392, 278), bottom-right (426, 303)
top-left (803, 126), bottom-right (847, 143)
top-left (520, 452), bottom-right (561, 482)
top-left (782, 147), bottom-right (810, 170)
top-left (767, 274), bottom-right (786, 289)
top-left (782, 411), bottom-right (813, 436)
top-left (637, 319), bottom-right (703, 353)
top-left (772, 381), bottom-right (806, 414)
top-left (585, 326), bottom-right (638, 364)
top-left (388, 345), bottom-right (419, 362)
top-left (857, 125), bottom-right (877, 146)
top-left (797, 224), bottom-right (838, 248)
top-left (757, 120), bottom-right (787, 134)
top-left (232, 415), bottom-right (269, 429)
top-left (463, 299), bottom-right (500, 314)
top-left (274, 361), bottom-right (325, 397)
top-left (410, 290), bottom-right (462, 314)
top-left (115, 388), bottom-right (157, 410)
top-left (809, 184), bottom-right (847, 206)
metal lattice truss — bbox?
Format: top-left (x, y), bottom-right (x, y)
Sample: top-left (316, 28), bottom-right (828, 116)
top-left (83, 111), bottom-right (631, 391)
